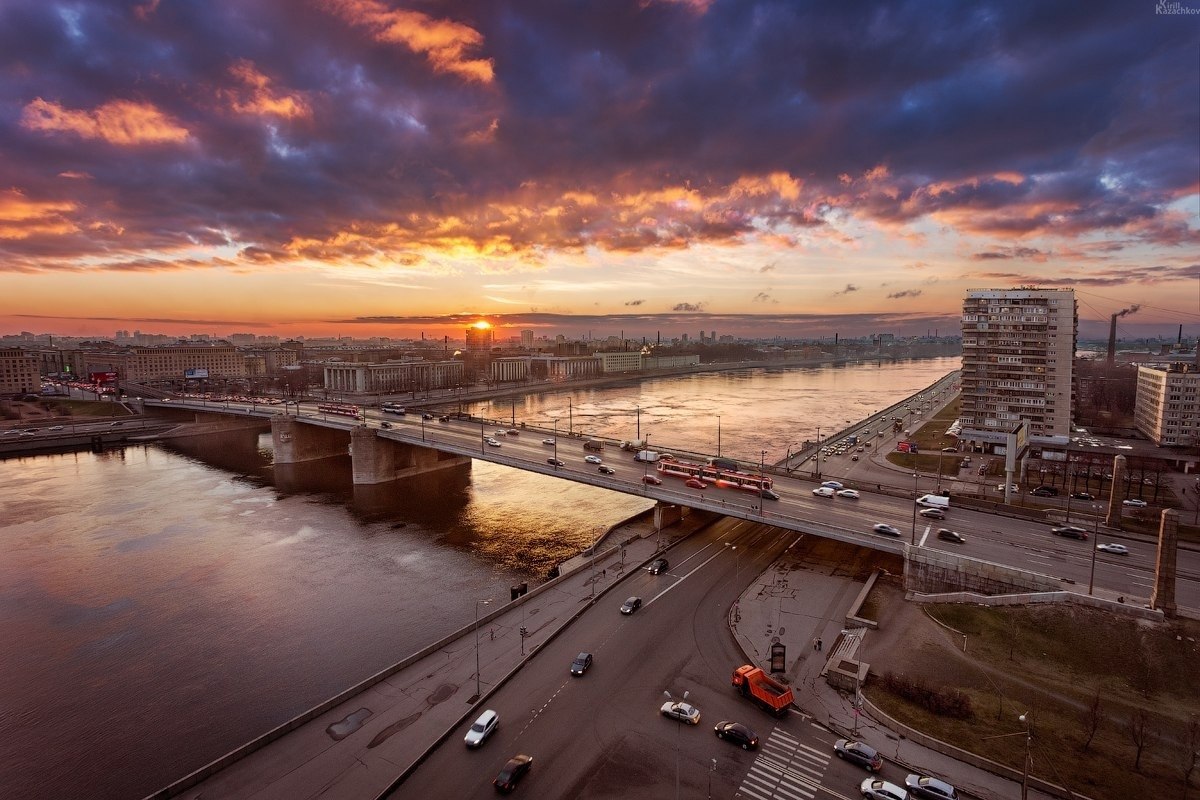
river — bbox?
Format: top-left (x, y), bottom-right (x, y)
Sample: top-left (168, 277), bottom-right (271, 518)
top-left (0, 356), bottom-right (957, 799)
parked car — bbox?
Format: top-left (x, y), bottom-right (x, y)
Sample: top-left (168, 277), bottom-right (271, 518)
top-left (1071, 491), bottom-right (1095, 500)
top-left (861, 777), bottom-right (909, 800)
top-left (834, 739), bottom-right (883, 772)
top-left (714, 721), bottom-right (758, 749)
top-left (584, 455), bottom-right (603, 464)
top-left (620, 596), bottom-right (642, 615)
top-left (1097, 543), bottom-right (1129, 555)
top-left (649, 558), bottom-right (669, 575)
top-left (936, 529), bottom-right (966, 544)
top-left (570, 652), bottom-right (593, 676)
top-left (918, 507), bottom-right (946, 520)
top-left (641, 475), bottom-right (662, 485)
top-left (1051, 525), bottom-right (1089, 540)
top-left (941, 446), bottom-right (957, 453)
top-left (837, 489), bottom-right (861, 499)
top-left (493, 754), bottom-right (533, 793)
top-left (1122, 499), bottom-right (1148, 508)
top-left (905, 774), bottom-right (959, 800)
top-left (685, 478), bottom-right (708, 490)
top-left (871, 523), bottom-right (901, 537)
top-left (464, 709), bottom-right (499, 748)
top-left (660, 701), bottom-right (701, 725)
top-left (546, 458), bottom-right (565, 467)
top-left (597, 465), bottom-right (615, 475)
top-left (812, 487), bottom-right (836, 498)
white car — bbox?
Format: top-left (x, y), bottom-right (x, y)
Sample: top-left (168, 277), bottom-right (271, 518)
top-left (486, 438), bottom-right (502, 447)
top-left (861, 778), bottom-right (908, 800)
top-left (918, 507), bottom-right (946, 520)
top-left (997, 483), bottom-right (1019, 493)
top-left (464, 709), bottom-right (499, 748)
top-left (1122, 499), bottom-right (1148, 508)
top-left (812, 487), bottom-right (836, 498)
top-left (584, 455), bottom-right (603, 464)
top-left (660, 701), bottom-right (701, 725)
top-left (1097, 543), bottom-right (1129, 555)
top-left (872, 523), bottom-right (901, 537)
top-left (837, 489), bottom-right (860, 499)
top-left (542, 438), bottom-right (556, 445)
top-left (821, 480), bottom-right (844, 490)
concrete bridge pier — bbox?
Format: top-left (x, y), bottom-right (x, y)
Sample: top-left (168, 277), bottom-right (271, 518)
top-left (270, 415), bottom-right (350, 464)
top-left (654, 501), bottom-right (684, 532)
top-left (351, 426), bottom-right (470, 484)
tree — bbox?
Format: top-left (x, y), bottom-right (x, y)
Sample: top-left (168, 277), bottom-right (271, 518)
top-left (1080, 685), bottom-right (1106, 753)
top-left (1127, 708), bottom-right (1156, 772)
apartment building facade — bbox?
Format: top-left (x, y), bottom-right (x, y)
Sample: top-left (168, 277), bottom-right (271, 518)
top-left (1135, 363), bottom-right (1200, 446)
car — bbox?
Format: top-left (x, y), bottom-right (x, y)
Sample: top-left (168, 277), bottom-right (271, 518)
top-left (493, 754), bottom-right (533, 793)
top-left (542, 438), bottom-right (555, 445)
top-left (834, 739), bottom-right (883, 772)
top-left (649, 558), bottom-right (669, 575)
top-left (812, 487), bottom-right (836, 498)
top-left (620, 596), bottom-right (642, 615)
top-left (837, 489), bottom-right (860, 499)
top-left (997, 483), bottom-right (1019, 493)
top-left (486, 438), bottom-right (502, 447)
top-left (495, 430), bottom-right (508, 436)
top-left (48, 425), bottom-right (64, 431)
top-left (660, 701), bottom-right (701, 725)
top-left (421, 413), bottom-right (434, 420)
top-left (857, 446), bottom-right (865, 452)
top-left (1097, 543), bottom-right (1129, 555)
top-left (1030, 486), bottom-right (1059, 497)
top-left (464, 709), bottom-right (499, 748)
top-left (1071, 491), bottom-right (1095, 500)
top-left (1051, 525), bottom-right (1089, 540)
top-left (584, 455), bottom-right (603, 464)
top-left (381, 421), bottom-right (393, 428)
top-left (759, 488), bottom-right (780, 500)
top-left (872, 523), bottom-right (901, 537)
top-left (1122, 499), bottom-right (1148, 508)
top-left (641, 475), bottom-right (662, 485)
top-left (936, 529), bottom-right (966, 544)
top-left (918, 507), bottom-right (946, 520)
top-left (851, 455), bottom-right (860, 461)
top-left (685, 478), bottom-right (708, 489)
top-left (861, 777), bottom-right (909, 800)
top-left (597, 465), bottom-right (615, 475)
top-left (905, 774), bottom-right (959, 800)
top-left (505, 429), bottom-right (519, 436)
top-left (714, 721), bottom-right (759, 749)
top-left (570, 652), bottom-right (593, 676)
top-left (438, 415), bottom-right (450, 422)
top-left (821, 480), bottom-right (844, 490)
top-left (941, 446), bottom-right (957, 453)
top-left (546, 458), bottom-right (565, 467)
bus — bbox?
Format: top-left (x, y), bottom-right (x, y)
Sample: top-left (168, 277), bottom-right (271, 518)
top-left (658, 459), bottom-right (773, 491)
top-left (318, 402), bottom-right (361, 418)
top-left (382, 402), bottom-right (406, 415)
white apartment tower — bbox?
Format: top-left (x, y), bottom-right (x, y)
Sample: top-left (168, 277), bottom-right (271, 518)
top-left (1134, 364), bottom-right (1200, 446)
top-left (960, 288), bottom-right (1077, 443)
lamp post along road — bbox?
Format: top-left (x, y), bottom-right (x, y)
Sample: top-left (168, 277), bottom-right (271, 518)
top-left (910, 472), bottom-right (919, 545)
top-left (717, 415), bottom-right (721, 457)
top-left (1088, 505), bottom-right (1100, 595)
top-left (473, 598), bottom-right (492, 700)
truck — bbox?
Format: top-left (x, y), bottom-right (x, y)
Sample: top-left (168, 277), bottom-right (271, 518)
top-left (633, 450), bottom-right (661, 463)
top-left (846, 435), bottom-right (858, 446)
top-left (915, 494), bottom-right (950, 509)
top-left (620, 439), bottom-right (647, 451)
top-left (583, 439), bottom-right (604, 452)
top-left (731, 665), bottom-right (794, 717)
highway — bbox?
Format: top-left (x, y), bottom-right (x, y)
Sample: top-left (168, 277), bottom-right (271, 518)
top-left (392, 519), bottom-right (911, 799)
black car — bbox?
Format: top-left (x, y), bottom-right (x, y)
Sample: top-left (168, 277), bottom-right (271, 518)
top-left (936, 529), bottom-right (965, 544)
top-left (546, 458), bottom-right (565, 467)
top-left (759, 489), bottom-right (780, 500)
top-left (649, 558), bottom-right (669, 575)
top-left (1071, 491), bottom-right (1095, 500)
top-left (493, 754), bottom-right (533, 793)
top-left (1051, 525), bottom-right (1088, 540)
top-left (421, 413), bottom-right (434, 420)
top-left (620, 596), bottom-right (642, 615)
top-left (570, 652), bottom-right (593, 676)
top-left (714, 720), bottom-right (759, 749)
top-left (597, 465), bottom-right (615, 475)
top-left (834, 738), bottom-right (883, 772)
top-left (1030, 486), bottom-right (1058, 497)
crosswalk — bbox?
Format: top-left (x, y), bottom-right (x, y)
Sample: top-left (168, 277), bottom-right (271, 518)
top-left (736, 726), bottom-right (832, 800)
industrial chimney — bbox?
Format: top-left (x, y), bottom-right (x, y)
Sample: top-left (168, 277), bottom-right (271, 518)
top-left (1106, 305), bottom-right (1141, 365)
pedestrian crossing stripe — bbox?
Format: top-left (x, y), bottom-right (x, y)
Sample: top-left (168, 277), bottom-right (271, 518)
top-left (736, 727), bottom-right (830, 799)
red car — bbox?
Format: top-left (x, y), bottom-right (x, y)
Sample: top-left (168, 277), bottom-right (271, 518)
top-left (641, 475), bottom-right (662, 485)
top-left (685, 478), bottom-right (708, 489)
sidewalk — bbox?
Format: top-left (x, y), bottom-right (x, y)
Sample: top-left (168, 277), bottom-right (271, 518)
top-left (151, 510), bottom-right (714, 800)
top-left (728, 546), bottom-right (1063, 800)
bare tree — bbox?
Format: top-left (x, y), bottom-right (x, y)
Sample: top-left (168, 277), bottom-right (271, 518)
top-left (1127, 708), bottom-right (1156, 772)
top-left (1080, 685), bottom-right (1106, 753)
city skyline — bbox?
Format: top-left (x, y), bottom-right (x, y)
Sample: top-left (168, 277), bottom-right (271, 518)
top-left (1, 1), bottom-right (1197, 340)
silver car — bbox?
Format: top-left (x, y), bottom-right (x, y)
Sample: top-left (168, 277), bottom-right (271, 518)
top-left (861, 778), bottom-right (908, 800)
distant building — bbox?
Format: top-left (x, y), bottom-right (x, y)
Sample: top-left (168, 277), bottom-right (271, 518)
top-left (324, 359), bottom-right (463, 394)
top-left (596, 351), bottom-right (643, 372)
top-left (0, 348), bottom-right (39, 395)
top-left (1135, 363), bottom-right (1200, 446)
top-left (464, 324), bottom-right (494, 379)
top-left (520, 329), bottom-right (534, 349)
top-left (960, 288), bottom-right (1077, 448)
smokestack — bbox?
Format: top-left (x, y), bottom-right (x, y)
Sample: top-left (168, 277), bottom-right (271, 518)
top-left (1179, 324), bottom-right (1183, 345)
top-left (1107, 304), bottom-right (1141, 365)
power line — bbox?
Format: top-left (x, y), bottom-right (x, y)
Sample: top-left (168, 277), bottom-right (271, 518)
top-left (1074, 288), bottom-right (1200, 320)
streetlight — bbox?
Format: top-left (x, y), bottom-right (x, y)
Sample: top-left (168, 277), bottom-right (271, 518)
top-left (663, 689), bottom-right (690, 800)
top-left (590, 527), bottom-right (598, 598)
top-left (910, 472), bottom-right (919, 545)
top-left (480, 419), bottom-right (485, 453)
top-left (708, 757), bottom-right (717, 800)
top-left (725, 542), bottom-right (740, 588)
top-left (759, 450), bottom-right (767, 514)
top-left (420, 415), bottom-right (426, 441)
top-left (1019, 712), bottom-right (1032, 800)
top-left (553, 419), bottom-right (559, 468)
top-left (717, 415), bottom-right (721, 457)
top-left (1088, 504), bottom-right (1100, 595)
top-left (568, 397), bottom-right (573, 436)
top-left (814, 426), bottom-right (821, 479)
top-left (474, 597), bottom-right (492, 700)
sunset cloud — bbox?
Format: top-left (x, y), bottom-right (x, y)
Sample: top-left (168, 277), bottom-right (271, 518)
top-left (20, 98), bottom-right (189, 145)
top-left (224, 60), bottom-right (311, 119)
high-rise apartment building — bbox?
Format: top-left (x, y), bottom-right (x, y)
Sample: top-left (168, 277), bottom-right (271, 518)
top-left (1134, 363), bottom-right (1199, 446)
top-left (0, 348), bottom-right (39, 395)
top-left (960, 288), bottom-right (1077, 446)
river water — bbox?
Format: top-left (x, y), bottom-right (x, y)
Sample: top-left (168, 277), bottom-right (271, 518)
top-left (0, 356), bottom-right (957, 799)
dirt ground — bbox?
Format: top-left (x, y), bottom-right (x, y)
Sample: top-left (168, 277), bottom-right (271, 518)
top-left (860, 581), bottom-right (1200, 800)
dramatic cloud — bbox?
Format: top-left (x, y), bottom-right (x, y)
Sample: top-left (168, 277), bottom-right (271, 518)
top-left (887, 290), bottom-right (924, 299)
top-left (672, 302), bottom-right (705, 312)
top-left (833, 284), bottom-right (859, 296)
top-left (20, 98), bottom-right (189, 145)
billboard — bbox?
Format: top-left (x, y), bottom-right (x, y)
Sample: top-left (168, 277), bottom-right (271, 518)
top-left (89, 371), bottom-right (118, 383)
top-left (185, 368), bottom-right (210, 379)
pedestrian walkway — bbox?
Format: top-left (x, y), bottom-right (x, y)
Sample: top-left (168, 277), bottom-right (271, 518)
top-left (737, 726), bottom-right (831, 800)
top-left (149, 509), bottom-right (715, 800)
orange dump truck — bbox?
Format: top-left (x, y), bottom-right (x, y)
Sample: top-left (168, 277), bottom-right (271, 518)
top-left (732, 665), bottom-right (794, 717)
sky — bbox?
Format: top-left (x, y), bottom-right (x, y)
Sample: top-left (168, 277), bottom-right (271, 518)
top-left (1, 0), bottom-right (1198, 342)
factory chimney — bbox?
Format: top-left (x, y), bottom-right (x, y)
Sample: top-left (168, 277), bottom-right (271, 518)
top-left (1106, 305), bottom-right (1140, 365)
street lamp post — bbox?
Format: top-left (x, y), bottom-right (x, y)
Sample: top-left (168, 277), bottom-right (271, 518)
top-left (717, 415), bottom-right (721, 457)
top-left (815, 426), bottom-right (821, 479)
top-left (553, 419), bottom-right (559, 468)
top-left (480, 419), bottom-right (485, 453)
top-left (473, 597), bottom-right (492, 700)
top-left (636, 404), bottom-right (641, 441)
top-left (910, 472), bottom-right (919, 545)
top-left (1088, 504), bottom-right (1100, 595)
top-left (759, 450), bottom-right (767, 514)
top-left (420, 415), bottom-right (426, 441)
top-left (590, 527), bottom-right (598, 599)
top-left (1019, 712), bottom-right (1032, 800)
top-left (568, 398), bottom-right (573, 436)
top-left (663, 689), bottom-right (690, 800)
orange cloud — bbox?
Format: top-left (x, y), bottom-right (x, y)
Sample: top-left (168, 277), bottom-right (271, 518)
top-left (321, 0), bottom-right (494, 83)
top-left (0, 189), bottom-right (78, 240)
top-left (225, 60), bottom-right (311, 118)
top-left (21, 98), bottom-right (189, 145)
